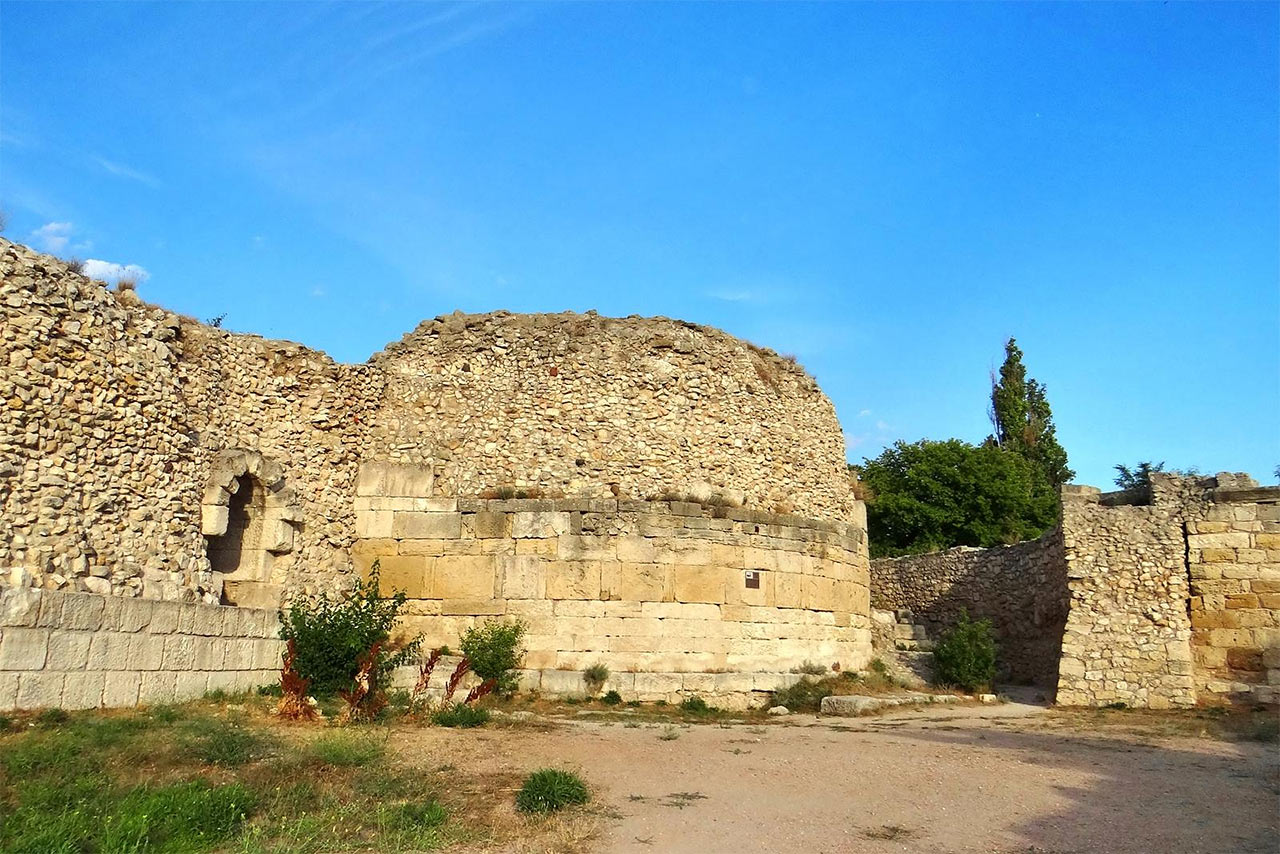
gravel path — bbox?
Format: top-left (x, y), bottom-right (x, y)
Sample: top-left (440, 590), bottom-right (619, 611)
top-left (399, 703), bottom-right (1280, 854)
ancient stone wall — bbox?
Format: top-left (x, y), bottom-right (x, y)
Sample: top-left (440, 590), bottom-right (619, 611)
top-left (870, 532), bottom-right (1068, 685)
top-left (368, 312), bottom-right (856, 522)
top-left (1055, 474), bottom-right (1279, 708)
top-left (1187, 484), bottom-right (1280, 705)
top-left (0, 587), bottom-right (281, 711)
top-left (1054, 481), bottom-right (1197, 708)
top-left (1, 240), bottom-right (859, 612)
top-left (354, 488), bottom-right (872, 707)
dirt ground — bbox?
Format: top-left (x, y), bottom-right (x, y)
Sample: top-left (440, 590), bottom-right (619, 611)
top-left (395, 700), bottom-right (1280, 854)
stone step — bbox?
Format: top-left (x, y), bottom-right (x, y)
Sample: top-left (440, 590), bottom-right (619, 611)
top-left (820, 691), bottom-right (962, 717)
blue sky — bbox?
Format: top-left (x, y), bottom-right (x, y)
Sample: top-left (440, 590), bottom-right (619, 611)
top-left (2, 2), bottom-right (1276, 487)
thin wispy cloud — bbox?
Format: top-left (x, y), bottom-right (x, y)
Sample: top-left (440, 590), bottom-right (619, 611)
top-left (30, 221), bottom-right (72, 253)
top-left (858, 409), bottom-right (872, 418)
top-left (82, 259), bottom-right (150, 284)
top-left (708, 288), bottom-right (763, 303)
top-left (93, 156), bottom-right (160, 188)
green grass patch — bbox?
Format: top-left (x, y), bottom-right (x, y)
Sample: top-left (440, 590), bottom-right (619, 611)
top-left (515, 769), bottom-right (589, 814)
top-left (307, 730), bottom-right (386, 767)
top-left (432, 703), bottom-right (490, 728)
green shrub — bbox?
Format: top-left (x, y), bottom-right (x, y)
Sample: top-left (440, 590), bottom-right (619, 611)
top-left (432, 703), bottom-right (490, 728)
top-left (459, 620), bottom-right (526, 696)
top-left (601, 690), bottom-right (623, 706)
top-left (515, 769), bottom-right (589, 814)
top-left (931, 611), bottom-right (997, 692)
top-left (868, 657), bottom-right (889, 676)
top-left (308, 731), bottom-right (385, 767)
top-left (679, 695), bottom-right (711, 714)
top-left (794, 660), bottom-right (827, 676)
top-left (770, 676), bottom-right (840, 712)
top-left (278, 561), bottom-right (422, 697)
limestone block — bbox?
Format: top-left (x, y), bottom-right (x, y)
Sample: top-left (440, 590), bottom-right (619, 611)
top-left (127, 634), bottom-right (166, 670)
top-left (617, 536), bottom-right (658, 562)
top-left (499, 556), bottom-right (546, 599)
top-left (610, 563), bottom-right (670, 602)
top-left (393, 512), bottom-right (462, 540)
top-left (356, 510), bottom-right (394, 539)
top-left (47, 631), bottom-right (92, 671)
top-left (193, 637), bottom-right (225, 670)
top-left (1189, 532), bottom-right (1251, 550)
top-left (510, 512), bottom-right (571, 539)
top-left (205, 669), bottom-right (240, 696)
top-left (16, 672), bottom-right (65, 709)
top-left (0, 587), bottom-right (42, 627)
top-left (672, 565), bottom-right (726, 604)
top-left (441, 599), bottom-right (507, 616)
top-left (253, 638), bottom-right (284, 670)
top-left (432, 555), bottom-right (497, 599)
top-left (0, 627), bottom-right (49, 670)
top-left (472, 511), bottom-right (510, 538)
top-left (192, 606), bottom-right (224, 637)
top-left (774, 572), bottom-right (802, 609)
top-left (373, 555), bottom-right (431, 598)
top-left (162, 636), bottom-right (196, 670)
top-left (546, 561), bottom-right (602, 600)
top-left (150, 602), bottom-right (180, 634)
top-left (174, 671), bottom-right (210, 702)
top-left (0, 673), bottom-right (18, 711)
top-left (201, 504), bottom-right (229, 536)
top-left (558, 536), bottom-right (615, 562)
top-left (85, 633), bottom-right (130, 671)
top-left (726, 568), bottom-right (773, 607)
top-left (540, 669), bottom-right (589, 696)
top-left (62, 671), bottom-right (105, 710)
top-left (61, 594), bottom-right (105, 631)
top-left (177, 604), bottom-right (199, 635)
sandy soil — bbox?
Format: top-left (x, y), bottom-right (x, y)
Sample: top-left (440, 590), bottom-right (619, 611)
top-left (394, 701), bottom-right (1280, 854)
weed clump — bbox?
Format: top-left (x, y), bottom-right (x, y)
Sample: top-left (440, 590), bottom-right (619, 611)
top-left (459, 619), bottom-right (527, 700)
top-left (307, 731), bottom-right (385, 767)
top-left (515, 769), bottom-right (589, 814)
top-left (932, 611), bottom-right (997, 692)
top-left (432, 703), bottom-right (490, 728)
top-left (583, 663), bottom-right (609, 690)
top-left (601, 690), bottom-right (623, 706)
top-left (679, 695), bottom-right (711, 715)
top-left (188, 722), bottom-right (261, 767)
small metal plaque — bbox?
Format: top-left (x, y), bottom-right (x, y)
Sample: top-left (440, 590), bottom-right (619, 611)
top-left (744, 570), bottom-right (760, 589)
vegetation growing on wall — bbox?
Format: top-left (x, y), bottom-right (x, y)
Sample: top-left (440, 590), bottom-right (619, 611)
top-left (1113, 461), bottom-right (1199, 491)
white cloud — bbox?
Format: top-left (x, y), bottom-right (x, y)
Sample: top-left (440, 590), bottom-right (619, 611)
top-left (31, 221), bottom-right (73, 253)
top-left (93, 156), bottom-right (159, 188)
top-left (857, 409), bottom-right (871, 418)
top-left (875, 420), bottom-right (892, 432)
top-left (82, 259), bottom-right (150, 284)
top-left (310, 286), bottom-right (326, 298)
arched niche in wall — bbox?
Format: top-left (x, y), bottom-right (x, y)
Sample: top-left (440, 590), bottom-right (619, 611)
top-left (201, 450), bottom-right (303, 605)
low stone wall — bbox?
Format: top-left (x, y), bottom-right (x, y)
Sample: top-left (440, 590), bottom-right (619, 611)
top-left (354, 491), bottom-right (873, 704)
top-left (0, 588), bottom-right (281, 711)
top-left (870, 533), bottom-right (1068, 685)
top-left (1188, 487), bottom-right (1280, 705)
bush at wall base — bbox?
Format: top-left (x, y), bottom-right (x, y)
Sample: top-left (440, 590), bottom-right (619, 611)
top-left (931, 611), bottom-right (998, 692)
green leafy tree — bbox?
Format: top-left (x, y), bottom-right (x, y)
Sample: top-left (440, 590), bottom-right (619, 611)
top-left (988, 338), bottom-right (1073, 487)
top-left (459, 620), bottom-right (527, 696)
top-left (856, 439), bottom-right (1058, 557)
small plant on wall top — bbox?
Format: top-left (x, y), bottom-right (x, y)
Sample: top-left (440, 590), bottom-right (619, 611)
top-left (277, 560), bottom-right (421, 718)
top-left (583, 663), bottom-right (609, 693)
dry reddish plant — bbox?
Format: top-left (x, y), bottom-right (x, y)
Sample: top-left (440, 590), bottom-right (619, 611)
top-left (276, 639), bottom-right (319, 721)
top-left (464, 678), bottom-right (497, 705)
top-left (338, 642), bottom-right (387, 723)
top-left (444, 656), bottom-right (471, 703)
top-left (413, 647), bottom-right (443, 701)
